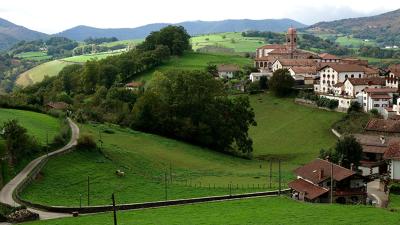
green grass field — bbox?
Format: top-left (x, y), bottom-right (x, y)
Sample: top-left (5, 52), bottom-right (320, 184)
top-left (24, 197), bottom-right (400, 225)
top-left (335, 36), bottom-right (376, 48)
top-left (191, 32), bottom-right (265, 52)
top-left (62, 51), bottom-right (123, 63)
top-left (0, 108), bottom-right (61, 145)
top-left (20, 93), bottom-right (341, 206)
top-left (14, 51), bottom-right (52, 61)
top-left (389, 193), bottom-right (400, 211)
top-left (99, 39), bottom-right (143, 48)
top-left (134, 52), bottom-right (252, 82)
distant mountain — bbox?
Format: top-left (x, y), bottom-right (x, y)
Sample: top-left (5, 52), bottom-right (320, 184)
top-left (305, 9), bottom-right (400, 45)
top-left (56, 19), bottom-right (306, 41)
top-left (0, 18), bottom-right (49, 50)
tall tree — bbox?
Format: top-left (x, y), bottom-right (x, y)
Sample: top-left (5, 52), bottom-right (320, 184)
top-left (269, 69), bottom-right (294, 97)
top-left (335, 135), bottom-right (363, 169)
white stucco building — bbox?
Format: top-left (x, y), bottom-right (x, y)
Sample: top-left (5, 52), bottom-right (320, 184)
top-left (315, 64), bottom-right (366, 94)
top-left (358, 88), bottom-right (398, 114)
top-left (343, 77), bottom-right (385, 97)
top-left (217, 64), bottom-right (240, 79)
top-left (249, 72), bottom-right (271, 82)
top-left (386, 64), bottom-right (400, 88)
top-left (384, 142), bottom-right (400, 181)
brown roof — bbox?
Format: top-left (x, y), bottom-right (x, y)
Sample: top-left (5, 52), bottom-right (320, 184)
top-left (389, 64), bottom-right (400, 76)
top-left (288, 178), bottom-right (329, 200)
top-left (275, 59), bottom-right (317, 67)
top-left (384, 142), bottom-right (400, 160)
top-left (364, 87), bottom-right (398, 93)
top-left (341, 58), bottom-right (369, 66)
top-left (347, 77), bottom-right (385, 86)
top-left (257, 44), bottom-right (287, 50)
top-left (320, 64), bottom-right (366, 73)
top-left (370, 94), bottom-right (392, 99)
top-left (46, 102), bottom-right (69, 110)
top-left (290, 66), bottom-right (317, 74)
top-left (319, 53), bottom-right (340, 60)
top-left (364, 67), bottom-right (380, 75)
top-left (365, 119), bottom-right (400, 133)
top-left (217, 64), bottom-right (240, 72)
top-left (125, 82), bottom-right (143, 88)
top-left (294, 159), bottom-right (355, 184)
top-left (333, 82), bottom-right (344, 88)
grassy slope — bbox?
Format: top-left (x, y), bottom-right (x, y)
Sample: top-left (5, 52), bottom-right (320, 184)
top-left (14, 51), bottom-right (52, 61)
top-left (389, 193), bottom-right (400, 211)
top-left (24, 197), bottom-right (400, 225)
top-left (15, 60), bottom-right (75, 87)
top-left (134, 52), bottom-right (252, 82)
top-left (0, 108), bottom-right (60, 145)
top-left (20, 94), bottom-right (341, 206)
top-left (191, 32), bottom-right (265, 52)
top-left (61, 51), bottom-right (123, 63)
top-left (335, 36), bottom-right (376, 47)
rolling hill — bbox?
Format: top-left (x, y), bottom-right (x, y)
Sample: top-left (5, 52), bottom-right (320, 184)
top-left (0, 17), bottom-right (49, 50)
top-left (305, 8), bottom-right (400, 45)
top-left (56, 19), bottom-right (306, 41)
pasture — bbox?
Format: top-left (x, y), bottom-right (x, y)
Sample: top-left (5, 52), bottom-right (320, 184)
top-left (14, 51), bottom-right (52, 61)
top-left (335, 36), bottom-right (376, 48)
top-left (20, 93), bottom-right (341, 206)
top-left (191, 32), bottom-right (265, 52)
top-left (24, 197), bottom-right (400, 225)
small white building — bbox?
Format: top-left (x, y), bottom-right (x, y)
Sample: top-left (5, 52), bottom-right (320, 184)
top-left (343, 77), bottom-right (385, 97)
top-left (125, 82), bottom-right (144, 91)
top-left (271, 59), bottom-right (316, 72)
top-left (317, 53), bottom-right (341, 63)
top-left (316, 64), bottom-right (366, 94)
top-left (288, 66), bottom-right (318, 85)
top-left (217, 64), bottom-right (240, 79)
top-left (249, 72), bottom-right (271, 82)
top-left (384, 142), bottom-right (400, 181)
top-left (358, 88), bottom-right (398, 114)
top-left (386, 64), bottom-right (400, 88)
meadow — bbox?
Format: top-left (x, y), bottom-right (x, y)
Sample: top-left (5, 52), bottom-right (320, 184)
top-left (14, 51), bottom-right (52, 61)
top-left (134, 52), bottom-right (253, 81)
top-left (20, 93), bottom-right (342, 206)
top-left (191, 32), bottom-right (265, 52)
top-left (335, 36), bottom-right (376, 48)
top-left (24, 197), bottom-right (400, 225)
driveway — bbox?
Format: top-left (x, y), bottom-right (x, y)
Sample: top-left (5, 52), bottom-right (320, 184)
top-left (367, 179), bottom-right (388, 208)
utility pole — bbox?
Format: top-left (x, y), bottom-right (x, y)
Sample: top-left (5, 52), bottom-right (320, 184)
top-left (164, 171), bottom-right (168, 201)
top-left (112, 193), bottom-right (118, 225)
top-left (278, 159), bottom-right (281, 196)
top-left (330, 163), bottom-right (334, 204)
top-left (269, 160), bottom-right (272, 188)
top-left (87, 176), bottom-right (90, 206)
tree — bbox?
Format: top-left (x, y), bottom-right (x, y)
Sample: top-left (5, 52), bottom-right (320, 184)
top-left (347, 101), bottom-right (362, 114)
top-left (0, 120), bottom-right (40, 165)
top-left (269, 69), bottom-right (295, 97)
top-left (205, 63), bottom-right (218, 76)
top-left (259, 76), bottom-right (268, 90)
top-left (335, 136), bottom-right (363, 169)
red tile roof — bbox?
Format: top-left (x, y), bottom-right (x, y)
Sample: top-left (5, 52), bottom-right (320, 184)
top-left (290, 66), bottom-right (317, 74)
top-left (294, 159), bottom-right (355, 184)
top-left (257, 44), bottom-right (287, 50)
top-left (319, 53), bottom-right (340, 60)
top-left (384, 142), bottom-right (400, 160)
top-left (389, 64), bottom-right (400, 77)
top-left (125, 82), bottom-right (143, 88)
top-left (288, 178), bottom-right (329, 200)
top-left (347, 77), bottom-right (385, 86)
top-left (364, 87), bottom-right (398, 93)
top-left (365, 119), bottom-right (400, 133)
top-left (217, 64), bottom-right (240, 72)
top-left (370, 94), bottom-right (392, 99)
top-left (275, 59), bottom-right (317, 67)
top-left (46, 102), bottom-right (69, 110)
top-left (320, 64), bottom-right (366, 73)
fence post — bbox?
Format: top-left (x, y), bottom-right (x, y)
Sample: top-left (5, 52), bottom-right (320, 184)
top-left (164, 171), bottom-right (168, 200)
top-left (87, 176), bottom-right (90, 206)
top-left (269, 160), bottom-right (272, 188)
top-left (278, 159), bottom-right (281, 196)
top-left (112, 193), bottom-right (118, 225)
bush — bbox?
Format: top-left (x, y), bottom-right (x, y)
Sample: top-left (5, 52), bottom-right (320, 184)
top-left (77, 134), bottom-right (97, 150)
top-left (297, 90), bottom-right (319, 101)
top-left (370, 108), bottom-right (379, 116)
top-left (347, 101), bottom-right (362, 114)
top-left (317, 97), bottom-right (338, 109)
top-left (390, 183), bottom-right (400, 194)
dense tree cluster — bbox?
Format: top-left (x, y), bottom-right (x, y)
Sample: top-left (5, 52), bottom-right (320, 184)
top-left (10, 37), bottom-right (78, 57)
top-left (131, 70), bottom-right (256, 155)
top-left (242, 31), bottom-right (284, 44)
top-left (359, 46), bottom-right (400, 59)
top-left (84, 37), bottom-right (118, 45)
top-left (269, 69), bottom-right (294, 97)
top-left (320, 136), bottom-right (363, 169)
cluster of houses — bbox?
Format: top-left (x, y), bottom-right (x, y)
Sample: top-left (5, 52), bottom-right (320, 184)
top-left (248, 27), bottom-right (400, 205)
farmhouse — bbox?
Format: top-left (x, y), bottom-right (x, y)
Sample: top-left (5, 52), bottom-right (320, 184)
top-left (125, 82), bottom-right (144, 91)
top-left (254, 28), bottom-right (317, 72)
top-left (384, 142), bottom-right (400, 181)
top-left (358, 88), bottom-right (398, 114)
top-left (288, 66), bottom-right (318, 85)
top-left (249, 72), bottom-right (271, 82)
top-left (317, 53), bottom-right (341, 63)
top-left (217, 64), bottom-right (240, 79)
top-left (343, 77), bottom-right (385, 97)
top-left (45, 101), bottom-right (69, 111)
top-left (271, 59), bottom-right (317, 72)
top-left (386, 64), bottom-right (400, 88)
top-left (315, 64), bottom-right (366, 94)
top-left (288, 159), bottom-right (366, 204)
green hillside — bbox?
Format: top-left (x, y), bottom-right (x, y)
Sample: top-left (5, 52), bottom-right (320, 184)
top-left (20, 93), bottom-right (341, 206)
top-left (24, 197), bottom-right (400, 225)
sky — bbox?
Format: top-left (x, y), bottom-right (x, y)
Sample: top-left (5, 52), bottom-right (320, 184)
top-left (1, 0), bottom-right (400, 34)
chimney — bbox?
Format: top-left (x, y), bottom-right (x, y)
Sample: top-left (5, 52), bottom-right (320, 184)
top-left (380, 135), bottom-right (386, 145)
top-left (319, 169), bottom-right (324, 180)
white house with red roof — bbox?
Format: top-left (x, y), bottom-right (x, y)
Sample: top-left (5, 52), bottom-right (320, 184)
top-left (384, 142), bottom-right (400, 181)
top-left (358, 88), bottom-right (398, 114)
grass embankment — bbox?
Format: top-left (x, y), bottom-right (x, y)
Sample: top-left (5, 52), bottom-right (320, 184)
top-left (20, 93), bottom-right (341, 206)
top-left (191, 32), bottom-right (265, 53)
top-left (24, 197), bottom-right (400, 225)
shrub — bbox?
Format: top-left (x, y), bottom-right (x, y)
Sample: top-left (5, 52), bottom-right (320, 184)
top-left (77, 134), bottom-right (97, 150)
top-left (390, 183), bottom-right (400, 194)
top-left (370, 108), bottom-right (379, 116)
top-left (316, 97), bottom-right (338, 109)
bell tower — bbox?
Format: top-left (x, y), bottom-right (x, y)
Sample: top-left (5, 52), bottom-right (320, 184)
top-left (286, 27), bottom-right (297, 52)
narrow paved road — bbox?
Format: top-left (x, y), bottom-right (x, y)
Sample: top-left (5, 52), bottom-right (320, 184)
top-left (0, 118), bottom-right (79, 220)
top-left (367, 179), bottom-right (388, 208)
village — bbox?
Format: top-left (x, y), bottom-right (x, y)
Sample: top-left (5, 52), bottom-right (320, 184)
top-left (210, 27), bottom-right (400, 206)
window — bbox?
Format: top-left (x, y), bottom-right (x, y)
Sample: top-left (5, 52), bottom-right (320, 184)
top-left (332, 75), bottom-right (335, 79)
top-left (374, 104), bottom-right (380, 107)
top-left (351, 74), bottom-right (354, 78)
top-left (364, 103), bottom-right (366, 106)
top-left (323, 80), bottom-right (326, 84)
top-left (345, 75), bottom-right (348, 79)
top-left (327, 75), bottom-right (330, 79)
top-left (332, 81), bottom-right (335, 85)
top-left (359, 74), bottom-right (362, 78)
top-left (323, 74), bottom-right (326, 78)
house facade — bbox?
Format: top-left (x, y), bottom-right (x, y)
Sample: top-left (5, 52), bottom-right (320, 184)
top-left (384, 142), bottom-right (400, 181)
top-left (217, 64), bottom-right (240, 79)
top-left (288, 159), bottom-right (366, 204)
top-left (386, 64), bottom-right (400, 88)
top-left (358, 88), bottom-right (398, 114)
top-left (343, 77), bottom-right (385, 97)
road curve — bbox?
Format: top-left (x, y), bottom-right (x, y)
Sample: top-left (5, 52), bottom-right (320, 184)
top-left (0, 118), bottom-right (79, 220)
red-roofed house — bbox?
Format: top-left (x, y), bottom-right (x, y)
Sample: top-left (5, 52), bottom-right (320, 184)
top-left (343, 77), bottom-right (385, 97)
top-left (386, 64), bottom-right (400, 88)
top-left (359, 88), bottom-right (398, 114)
top-left (125, 82), bottom-right (144, 91)
top-left (318, 53), bottom-right (341, 63)
top-left (384, 142), bottom-right (400, 180)
top-left (289, 159), bottom-right (366, 204)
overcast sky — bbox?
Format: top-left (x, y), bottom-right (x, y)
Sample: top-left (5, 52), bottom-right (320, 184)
top-left (1, 0), bottom-right (400, 34)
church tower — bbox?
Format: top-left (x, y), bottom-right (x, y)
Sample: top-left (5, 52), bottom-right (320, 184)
top-left (286, 27), bottom-right (297, 53)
